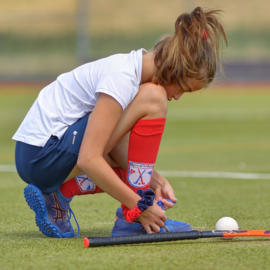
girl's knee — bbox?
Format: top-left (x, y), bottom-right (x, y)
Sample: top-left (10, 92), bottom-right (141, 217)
top-left (137, 83), bottom-right (168, 118)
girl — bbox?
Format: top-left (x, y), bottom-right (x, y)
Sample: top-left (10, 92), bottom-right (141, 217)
top-left (13, 7), bottom-right (227, 238)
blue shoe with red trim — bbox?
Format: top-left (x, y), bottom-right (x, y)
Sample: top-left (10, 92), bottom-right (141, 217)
top-left (24, 184), bottom-right (80, 238)
top-left (111, 200), bottom-right (192, 236)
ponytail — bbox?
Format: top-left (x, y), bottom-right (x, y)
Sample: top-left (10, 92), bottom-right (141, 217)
top-left (152, 7), bottom-right (228, 90)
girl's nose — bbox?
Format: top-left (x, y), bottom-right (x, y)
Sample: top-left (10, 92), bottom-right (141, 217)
top-left (173, 92), bottom-right (183, 100)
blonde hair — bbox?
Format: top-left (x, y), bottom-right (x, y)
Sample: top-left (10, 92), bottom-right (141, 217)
top-left (152, 7), bottom-right (228, 90)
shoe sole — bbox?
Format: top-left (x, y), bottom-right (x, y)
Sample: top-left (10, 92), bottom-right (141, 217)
top-left (111, 231), bottom-right (147, 236)
top-left (24, 184), bottom-right (73, 238)
top-left (111, 223), bottom-right (193, 236)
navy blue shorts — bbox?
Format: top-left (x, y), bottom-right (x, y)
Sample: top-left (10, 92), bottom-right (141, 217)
top-left (15, 114), bottom-right (90, 194)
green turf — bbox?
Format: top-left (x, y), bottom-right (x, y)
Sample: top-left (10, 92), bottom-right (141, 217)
top-left (1, 86), bottom-right (270, 270)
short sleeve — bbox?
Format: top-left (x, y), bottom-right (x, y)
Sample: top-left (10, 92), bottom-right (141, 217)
top-left (95, 72), bottom-right (139, 110)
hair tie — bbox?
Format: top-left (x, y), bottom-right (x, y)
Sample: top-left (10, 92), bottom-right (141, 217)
top-left (203, 30), bottom-right (209, 40)
top-left (121, 189), bottom-right (155, 222)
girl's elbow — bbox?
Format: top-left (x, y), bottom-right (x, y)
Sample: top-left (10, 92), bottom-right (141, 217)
top-left (77, 153), bottom-right (102, 172)
top-left (77, 155), bottom-right (91, 172)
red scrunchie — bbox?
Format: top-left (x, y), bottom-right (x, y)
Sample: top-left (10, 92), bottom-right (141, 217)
top-left (121, 204), bottom-right (142, 222)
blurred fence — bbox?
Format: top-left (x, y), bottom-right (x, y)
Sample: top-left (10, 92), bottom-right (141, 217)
top-left (0, 0), bottom-right (269, 83)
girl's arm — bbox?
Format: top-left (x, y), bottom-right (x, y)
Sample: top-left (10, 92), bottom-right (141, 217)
top-left (77, 93), bottom-right (139, 208)
top-left (77, 93), bottom-right (166, 233)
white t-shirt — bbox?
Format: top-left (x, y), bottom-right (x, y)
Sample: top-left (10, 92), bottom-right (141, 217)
top-left (13, 48), bottom-right (147, 147)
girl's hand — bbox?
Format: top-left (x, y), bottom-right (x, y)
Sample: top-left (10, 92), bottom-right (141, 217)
top-left (150, 170), bottom-right (177, 210)
top-left (155, 181), bottom-right (177, 210)
top-left (138, 202), bottom-right (167, 234)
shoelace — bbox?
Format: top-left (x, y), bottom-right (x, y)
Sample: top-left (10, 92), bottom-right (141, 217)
top-left (156, 199), bottom-right (177, 210)
top-left (67, 206), bottom-right (80, 237)
top-left (158, 200), bottom-right (178, 226)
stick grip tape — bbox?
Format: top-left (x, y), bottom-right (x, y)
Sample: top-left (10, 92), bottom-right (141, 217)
top-left (84, 230), bottom-right (201, 247)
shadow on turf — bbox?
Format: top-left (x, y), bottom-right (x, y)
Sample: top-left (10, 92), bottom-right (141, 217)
top-left (2, 228), bottom-right (111, 239)
top-left (2, 231), bottom-right (51, 239)
top-left (120, 238), bottom-right (270, 248)
top-left (5, 229), bottom-right (270, 245)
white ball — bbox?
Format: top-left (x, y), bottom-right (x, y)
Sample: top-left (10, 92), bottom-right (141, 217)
top-left (215, 217), bottom-right (239, 240)
top-left (215, 217), bottom-right (239, 231)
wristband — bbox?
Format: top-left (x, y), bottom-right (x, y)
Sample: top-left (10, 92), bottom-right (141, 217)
top-left (121, 189), bottom-right (155, 222)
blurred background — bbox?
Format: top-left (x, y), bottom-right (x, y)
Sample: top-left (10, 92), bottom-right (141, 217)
top-left (1, 3), bottom-right (270, 263)
top-left (0, 0), bottom-right (269, 83)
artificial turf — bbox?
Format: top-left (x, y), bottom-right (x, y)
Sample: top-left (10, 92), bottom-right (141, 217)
top-left (1, 85), bottom-right (270, 270)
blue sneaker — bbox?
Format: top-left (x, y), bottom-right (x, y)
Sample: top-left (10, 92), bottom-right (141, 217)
top-left (111, 200), bottom-right (192, 236)
top-left (24, 184), bottom-right (80, 238)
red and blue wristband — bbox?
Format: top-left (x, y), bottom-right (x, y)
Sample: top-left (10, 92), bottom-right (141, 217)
top-left (121, 189), bottom-right (156, 222)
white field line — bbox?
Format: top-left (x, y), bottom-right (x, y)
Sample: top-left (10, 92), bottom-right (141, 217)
top-left (0, 165), bottom-right (17, 172)
top-left (167, 108), bottom-right (270, 121)
top-left (158, 170), bottom-right (270, 180)
top-left (1, 164), bottom-right (270, 180)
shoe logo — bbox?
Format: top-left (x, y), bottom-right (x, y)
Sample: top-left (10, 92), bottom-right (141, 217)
top-left (51, 192), bottom-right (67, 222)
top-left (75, 174), bottom-right (96, 193)
top-left (128, 161), bottom-right (154, 188)
top-left (72, 131), bottom-right (78, 144)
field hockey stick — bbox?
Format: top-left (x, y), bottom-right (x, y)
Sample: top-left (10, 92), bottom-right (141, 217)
top-left (84, 230), bottom-right (270, 247)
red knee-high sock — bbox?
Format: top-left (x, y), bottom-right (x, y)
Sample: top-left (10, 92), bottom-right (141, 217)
top-left (59, 167), bottom-right (126, 199)
top-left (126, 118), bottom-right (166, 193)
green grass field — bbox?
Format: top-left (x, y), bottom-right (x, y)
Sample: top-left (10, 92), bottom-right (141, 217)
top-left (1, 85), bottom-right (270, 270)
